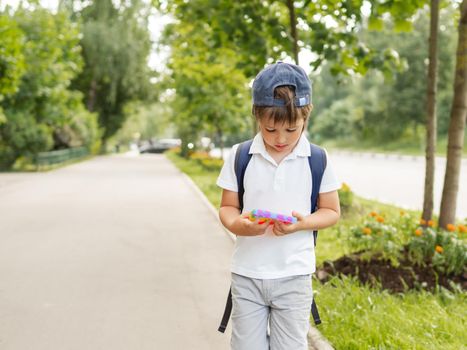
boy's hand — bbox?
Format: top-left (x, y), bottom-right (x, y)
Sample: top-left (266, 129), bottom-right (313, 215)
top-left (272, 211), bottom-right (305, 236)
top-left (231, 213), bottom-right (269, 236)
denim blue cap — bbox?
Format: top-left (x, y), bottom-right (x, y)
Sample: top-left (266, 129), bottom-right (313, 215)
top-left (252, 61), bottom-right (312, 107)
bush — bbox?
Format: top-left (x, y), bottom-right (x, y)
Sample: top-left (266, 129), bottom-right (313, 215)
top-left (349, 212), bottom-right (403, 266)
top-left (408, 224), bottom-right (467, 276)
top-left (189, 151), bottom-right (223, 171)
top-left (338, 182), bottom-right (354, 212)
top-left (349, 211), bottom-right (467, 276)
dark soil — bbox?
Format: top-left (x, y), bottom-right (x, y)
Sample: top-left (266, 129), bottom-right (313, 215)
top-left (315, 248), bottom-right (467, 293)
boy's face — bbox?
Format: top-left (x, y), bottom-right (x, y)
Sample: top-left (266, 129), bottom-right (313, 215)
top-left (258, 116), bottom-right (305, 155)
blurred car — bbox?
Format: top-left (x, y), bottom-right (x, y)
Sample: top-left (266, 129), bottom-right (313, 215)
top-left (139, 138), bottom-right (181, 154)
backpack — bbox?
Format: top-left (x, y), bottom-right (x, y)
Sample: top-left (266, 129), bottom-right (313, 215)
top-left (218, 139), bottom-right (327, 333)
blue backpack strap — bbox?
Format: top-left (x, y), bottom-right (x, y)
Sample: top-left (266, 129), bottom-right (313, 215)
top-left (308, 143), bottom-right (327, 247)
top-left (308, 143), bottom-right (327, 326)
top-left (234, 139), bottom-right (253, 212)
top-left (218, 139), bottom-right (253, 334)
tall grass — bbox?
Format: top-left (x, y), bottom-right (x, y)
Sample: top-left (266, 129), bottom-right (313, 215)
top-left (316, 276), bottom-right (467, 350)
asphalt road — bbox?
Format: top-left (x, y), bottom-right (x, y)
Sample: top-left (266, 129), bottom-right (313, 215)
top-left (329, 151), bottom-right (467, 220)
top-left (0, 154), bottom-right (233, 350)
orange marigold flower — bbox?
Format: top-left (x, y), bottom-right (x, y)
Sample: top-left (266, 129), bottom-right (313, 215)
top-left (376, 216), bottom-right (385, 223)
top-left (458, 224), bottom-right (467, 233)
top-left (362, 227), bottom-right (372, 235)
top-left (369, 212), bottom-right (378, 217)
top-left (414, 229), bottom-right (423, 236)
top-left (435, 245), bottom-right (443, 254)
top-left (427, 220), bottom-right (435, 227)
top-left (420, 218), bottom-right (427, 225)
top-left (446, 224), bottom-right (456, 232)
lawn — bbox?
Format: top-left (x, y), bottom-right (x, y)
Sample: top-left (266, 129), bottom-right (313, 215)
top-left (165, 149), bottom-right (467, 350)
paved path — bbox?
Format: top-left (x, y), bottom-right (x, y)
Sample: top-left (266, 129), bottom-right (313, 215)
top-left (0, 154), bottom-right (232, 350)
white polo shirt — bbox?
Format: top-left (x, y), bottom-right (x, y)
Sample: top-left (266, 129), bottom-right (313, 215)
top-left (216, 132), bottom-right (341, 279)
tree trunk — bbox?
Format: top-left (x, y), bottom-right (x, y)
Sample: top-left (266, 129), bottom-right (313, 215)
top-left (286, 0), bottom-right (299, 65)
top-left (422, 0), bottom-right (439, 222)
top-left (439, 0), bottom-right (467, 228)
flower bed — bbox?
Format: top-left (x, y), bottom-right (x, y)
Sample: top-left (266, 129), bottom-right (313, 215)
top-left (317, 211), bottom-right (467, 292)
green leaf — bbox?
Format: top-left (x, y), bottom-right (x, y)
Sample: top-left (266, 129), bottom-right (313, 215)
top-left (368, 17), bottom-right (384, 31)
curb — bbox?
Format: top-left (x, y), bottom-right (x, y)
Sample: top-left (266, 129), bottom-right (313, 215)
top-left (176, 163), bottom-right (334, 350)
top-left (180, 172), bottom-right (236, 243)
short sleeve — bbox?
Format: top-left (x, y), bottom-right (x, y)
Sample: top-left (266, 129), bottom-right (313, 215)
top-left (216, 144), bottom-right (239, 192)
top-left (319, 149), bottom-right (341, 193)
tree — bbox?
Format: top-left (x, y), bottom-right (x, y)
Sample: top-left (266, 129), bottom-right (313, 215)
top-left (161, 19), bottom-right (250, 157)
top-left (0, 13), bottom-right (25, 101)
top-left (311, 5), bottom-right (456, 147)
top-left (286, 0), bottom-right (299, 64)
top-left (72, 0), bottom-right (153, 150)
top-left (439, 0), bottom-right (467, 228)
top-left (0, 6), bottom-right (99, 169)
top-left (422, 0), bottom-right (440, 222)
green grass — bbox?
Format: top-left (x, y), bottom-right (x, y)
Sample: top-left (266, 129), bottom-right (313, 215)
top-left (316, 276), bottom-right (467, 350)
top-left (165, 150), bottom-right (467, 350)
top-left (165, 150), bottom-right (221, 208)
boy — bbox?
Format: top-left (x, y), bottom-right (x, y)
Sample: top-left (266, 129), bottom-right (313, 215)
top-left (216, 61), bottom-right (341, 350)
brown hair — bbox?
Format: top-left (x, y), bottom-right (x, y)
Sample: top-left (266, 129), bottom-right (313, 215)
top-left (252, 85), bottom-right (313, 125)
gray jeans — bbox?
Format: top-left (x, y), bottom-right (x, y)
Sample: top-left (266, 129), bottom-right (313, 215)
top-left (230, 272), bottom-right (314, 350)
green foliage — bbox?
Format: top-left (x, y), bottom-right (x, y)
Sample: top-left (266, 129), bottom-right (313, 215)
top-left (408, 226), bottom-right (467, 276)
top-left (299, 0), bottom-right (418, 76)
top-left (316, 276), bottom-right (467, 350)
top-left (112, 102), bottom-right (172, 147)
top-left (312, 4), bottom-right (457, 145)
top-left (189, 151), bottom-right (224, 171)
top-left (0, 109), bottom-right (53, 168)
top-left (0, 7), bottom-right (100, 169)
top-left (73, 0), bottom-right (153, 144)
top-left (338, 182), bottom-right (354, 212)
top-left (349, 213), bottom-right (405, 266)
top-left (0, 13), bottom-right (25, 98)
top-left (311, 93), bottom-right (365, 142)
top-left (157, 0), bottom-right (289, 78)
top-left (161, 16), bottom-right (251, 155)
top-left (348, 209), bottom-right (467, 275)
top-left (408, 226), bottom-right (438, 265)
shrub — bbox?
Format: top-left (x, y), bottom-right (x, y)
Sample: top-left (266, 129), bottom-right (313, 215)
top-left (189, 151), bottom-right (223, 171)
top-left (408, 225), bottom-right (467, 276)
top-left (349, 213), bottom-right (402, 267)
top-left (350, 211), bottom-right (466, 276)
top-left (338, 182), bottom-right (354, 212)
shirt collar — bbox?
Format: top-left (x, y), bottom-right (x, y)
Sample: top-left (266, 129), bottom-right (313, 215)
top-left (249, 132), bottom-right (310, 160)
